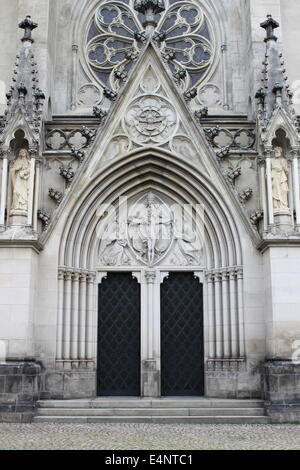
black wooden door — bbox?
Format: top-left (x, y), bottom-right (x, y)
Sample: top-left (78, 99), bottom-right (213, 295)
top-left (161, 272), bottom-right (204, 396)
top-left (97, 273), bottom-right (141, 396)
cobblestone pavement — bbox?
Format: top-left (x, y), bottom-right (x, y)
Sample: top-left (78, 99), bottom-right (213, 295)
top-left (0, 423), bottom-right (299, 450)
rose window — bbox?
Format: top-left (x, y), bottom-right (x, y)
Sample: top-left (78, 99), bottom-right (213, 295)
top-left (86, 0), bottom-right (215, 92)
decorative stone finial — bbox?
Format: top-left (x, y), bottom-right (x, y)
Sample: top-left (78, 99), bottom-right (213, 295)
top-left (134, 0), bottom-right (165, 29)
top-left (19, 15), bottom-right (38, 43)
top-left (134, 0), bottom-right (165, 15)
top-left (260, 14), bottom-right (279, 42)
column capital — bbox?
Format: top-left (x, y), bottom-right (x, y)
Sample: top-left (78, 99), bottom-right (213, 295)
top-left (58, 267), bottom-right (65, 281)
top-left (87, 272), bottom-right (96, 284)
top-left (235, 267), bottom-right (244, 280)
top-left (221, 270), bottom-right (229, 281)
top-left (145, 270), bottom-right (156, 284)
top-left (64, 269), bottom-right (73, 282)
top-left (72, 270), bottom-right (80, 282)
top-left (205, 271), bottom-right (214, 282)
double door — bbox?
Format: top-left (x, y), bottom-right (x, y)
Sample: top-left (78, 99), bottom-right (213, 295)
top-left (97, 271), bottom-right (204, 396)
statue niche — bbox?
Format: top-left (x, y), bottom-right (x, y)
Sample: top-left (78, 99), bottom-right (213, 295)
top-left (10, 148), bottom-right (31, 220)
top-left (271, 146), bottom-right (290, 212)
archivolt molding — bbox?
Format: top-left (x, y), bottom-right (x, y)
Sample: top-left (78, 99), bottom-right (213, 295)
top-left (58, 150), bottom-right (242, 271)
top-left (55, 150), bottom-right (246, 366)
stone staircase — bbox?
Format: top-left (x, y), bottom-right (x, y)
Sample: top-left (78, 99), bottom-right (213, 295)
top-left (34, 398), bottom-right (269, 424)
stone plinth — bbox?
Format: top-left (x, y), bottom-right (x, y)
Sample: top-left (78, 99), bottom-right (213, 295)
top-left (0, 361), bottom-right (41, 422)
top-left (263, 360), bottom-right (300, 423)
top-left (273, 210), bottom-right (292, 232)
top-left (9, 211), bottom-right (28, 226)
top-left (40, 367), bottom-right (96, 400)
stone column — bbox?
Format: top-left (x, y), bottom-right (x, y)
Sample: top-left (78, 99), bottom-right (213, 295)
top-left (62, 269), bottom-right (73, 362)
top-left (86, 273), bottom-right (96, 361)
top-left (292, 150), bottom-right (300, 227)
top-left (214, 272), bottom-right (223, 358)
top-left (229, 269), bottom-right (238, 357)
top-left (222, 270), bottom-right (230, 358)
top-left (33, 160), bottom-right (41, 232)
top-left (0, 151), bottom-right (8, 226)
top-left (206, 273), bottom-right (215, 358)
top-left (259, 158), bottom-right (268, 232)
top-left (56, 268), bottom-right (65, 362)
top-left (236, 268), bottom-right (245, 357)
top-left (78, 272), bottom-right (87, 360)
top-left (141, 269), bottom-right (160, 398)
top-left (221, 44), bottom-right (229, 110)
top-left (70, 271), bottom-right (80, 365)
top-left (266, 151), bottom-right (274, 226)
top-left (71, 44), bottom-right (78, 110)
top-left (27, 150), bottom-right (36, 226)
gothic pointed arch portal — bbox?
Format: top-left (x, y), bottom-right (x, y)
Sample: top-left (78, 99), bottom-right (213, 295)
top-left (56, 150), bottom-right (246, 397)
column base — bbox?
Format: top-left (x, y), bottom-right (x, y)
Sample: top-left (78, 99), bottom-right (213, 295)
top-left (263, 360), bottom-right (300, 423)
top-left (141, 360), bottom-right (160, 397)
top-left (273, 210), bottom-right (293, 232)
top-left (9, 211), bottom-right (28, 226)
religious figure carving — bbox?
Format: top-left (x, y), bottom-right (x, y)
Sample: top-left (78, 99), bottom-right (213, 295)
top-left (128, 193), bottom-right (173, 265)
top-left (98, 192), bottom-right (203, 267)
top-left (10, 148), bottom-right (31, 213)
top-left (271, 146), bottom-right (289, 211)
top-left (99, 218), bottom-right (131, 266)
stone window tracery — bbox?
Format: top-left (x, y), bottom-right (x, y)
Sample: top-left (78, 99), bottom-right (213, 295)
top-left (85, 0), bottom-right (215, 92)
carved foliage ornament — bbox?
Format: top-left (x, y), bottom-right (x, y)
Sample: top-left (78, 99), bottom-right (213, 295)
top-left (86, 0), bottom-right (214, 92)
top-left (98, 192), bottom-right (203, 267)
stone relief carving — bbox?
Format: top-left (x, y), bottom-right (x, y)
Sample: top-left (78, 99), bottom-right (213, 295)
top-left (98, 192), bottom-right (203, 267)
top-left (271, 146), bottom-right (290, 211)
top-left (204, 126), bottom-right (256, 154)
top-left (123, 95), bottom-right (177, 145)
top-left (197, 84), bottom-right (222, 108)
top-left (10, 148), bottom-right (31, 214)
top-left (45, 128), bottom-right (94, 151)
top-left (170, 135), bottom-right (197, 161)
top-left (141, 67), bottom-right (160, 94)
top-left (78, 84), bottom-right (102, 107)
top-left (128, 193), bottom-right (173, 265)
top-left (105, 136), bottom-right (131, 161)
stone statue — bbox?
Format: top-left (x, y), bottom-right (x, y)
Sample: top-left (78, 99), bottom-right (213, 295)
top-left (271, 146), bottom-right (289, 211)
top-left (10, 148), bottom-right (31, 213)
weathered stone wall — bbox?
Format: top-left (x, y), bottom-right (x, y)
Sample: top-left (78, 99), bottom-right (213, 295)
top-left (263, 361), bottom-right (300, 423)
top-left (0, 362), bottom-right (41, 423)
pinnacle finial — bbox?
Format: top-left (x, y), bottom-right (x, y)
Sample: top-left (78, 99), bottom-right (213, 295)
top-left (134, 0), bottom-right (165, 15)
top-left (134, 0), bottom-right (165, 29)
top-left (19, 15), bottom-right (38, 43)
top-left (260, 14), bottom-right (279, 42)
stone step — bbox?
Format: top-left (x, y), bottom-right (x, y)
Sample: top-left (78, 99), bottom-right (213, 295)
top-left (36, 407), bottom-right (266, 417)
top-left (34, 415), bottom-right (270, 424)
top-left (38, 399), bottom-right (265, 409)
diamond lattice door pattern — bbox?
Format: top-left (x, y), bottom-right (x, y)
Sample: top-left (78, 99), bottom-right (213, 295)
top-left (97, 273), bottom-right (141, 396)
top-left (161, 272), bottom-right (204, 396)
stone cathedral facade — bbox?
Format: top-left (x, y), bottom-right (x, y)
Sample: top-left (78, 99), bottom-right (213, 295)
top-left (0, 0), bottom-right (300, 423)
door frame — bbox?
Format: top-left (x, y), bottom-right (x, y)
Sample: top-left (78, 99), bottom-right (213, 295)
top-left (95, 267), bottom-right (206, 397)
